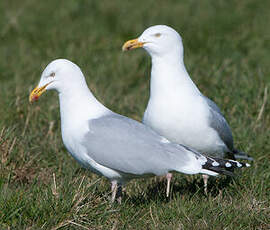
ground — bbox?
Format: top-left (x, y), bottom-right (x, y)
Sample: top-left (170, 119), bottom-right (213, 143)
top-left (0, 0), bottom-right (269, 229)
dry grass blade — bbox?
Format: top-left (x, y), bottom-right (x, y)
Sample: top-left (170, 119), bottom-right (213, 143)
top-left (52, 173), bottom-right (59, 197)
top-left (0, 127), bottom-right (17, 164)
top-left (67, 220), bottom-right (93, 230)
top-left (256, 86), bottom-right (268, 122)
top-left (22, 108), bottom-right (31, 137)
top-left (52, 220), bottom-right (72, 230)
top-left (72, 175), bottom-right (85, 203)
top-left (149, 206), bottom-right (157, 228)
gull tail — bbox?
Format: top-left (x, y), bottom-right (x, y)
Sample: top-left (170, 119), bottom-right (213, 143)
top-left (232, 149), bottom-right (254, 161)
top-left (200, 156), bottom-right (251, 177)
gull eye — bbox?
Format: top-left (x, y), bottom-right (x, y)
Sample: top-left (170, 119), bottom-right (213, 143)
top-left (50, 72), bottom-right (55, 77)
top-left (154, 33), bottom-right (161, 38)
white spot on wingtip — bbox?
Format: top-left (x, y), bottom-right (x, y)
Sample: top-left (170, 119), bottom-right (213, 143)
top-left (160, 137), bottom-right (170, 143)
top-left (200, 157), bottom-right (207, 165)
top-left (229, 160), bottom-right (242, 167)
top-left (246, 163), bottom-right (251, 167)
top-left (212, 161), bottom-right (219, 167)
top-left (237, 162), bottom-right (242, 167)
top-left (225, 162), bottom-right (232, 167)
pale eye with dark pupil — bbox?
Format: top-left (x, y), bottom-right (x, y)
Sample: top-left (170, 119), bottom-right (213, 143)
top-left (154, 33), bottom-right (161, 37)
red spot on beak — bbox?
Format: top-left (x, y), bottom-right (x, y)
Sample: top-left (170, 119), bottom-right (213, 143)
top-left (33, 95), bottom-right (39, 101)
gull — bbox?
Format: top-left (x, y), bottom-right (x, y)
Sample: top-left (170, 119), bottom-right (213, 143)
top-left (29, 59), bottom-right (250, 202)
top-left (122, 25), bottom-right (252, 196)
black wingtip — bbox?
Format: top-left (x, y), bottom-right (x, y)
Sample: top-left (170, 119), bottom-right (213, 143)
top-left (202, 157), bottom-right (251, 176)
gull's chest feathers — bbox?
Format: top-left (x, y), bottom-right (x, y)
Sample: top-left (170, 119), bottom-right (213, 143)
top-left (59, 101), bottom-right (123, 180)
top-left (144, 60), bottom-right (228, 155)
top-left (58, 93), bottom-right (98, 169)
top-left (61, 113), bottom-right (91, 168)
top-left (59, 94), bottom-right (99, 160)
top-left (61, 117), bottom-right (124, 180)
top-left (144, 92), bottom-right (209, 133)
top-left (145, 63), bottom-right (210, 133)
top-left (143, 92), bottom-right (224, 154)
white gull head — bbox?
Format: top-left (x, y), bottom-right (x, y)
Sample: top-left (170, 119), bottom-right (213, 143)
top-left (123, 25), bottom-right (184, 62)
top-left (35, 59), bottom-right (87, 94)
top-left (29, 59), bottom-right (108, 121)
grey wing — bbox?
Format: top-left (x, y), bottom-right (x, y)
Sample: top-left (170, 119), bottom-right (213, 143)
top-left (82, 113), bottom-right (196, 176)
top-left (204, 96), bottom-right (234, 151)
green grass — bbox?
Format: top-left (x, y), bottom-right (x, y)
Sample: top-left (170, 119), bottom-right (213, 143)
top-left (1, 0), bottom-right (270, 229)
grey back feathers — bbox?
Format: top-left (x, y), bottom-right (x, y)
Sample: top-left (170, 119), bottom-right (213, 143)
top-left (83, 114), bottom-right (197, 176)
top-left (204, 96), bottom-right (234, 151)
top-left (204, 96), bottom-right (253, 160)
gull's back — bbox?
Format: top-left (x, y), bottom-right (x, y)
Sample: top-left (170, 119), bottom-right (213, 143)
top-left (82, 113), bottom-right (203, 178)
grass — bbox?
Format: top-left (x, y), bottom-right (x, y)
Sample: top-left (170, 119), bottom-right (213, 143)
top-left (0, 0), bottom-right (270, 229)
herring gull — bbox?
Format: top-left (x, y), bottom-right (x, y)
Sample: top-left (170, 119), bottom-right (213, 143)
top-left (29, 59), bottom-right (250, 202)
top-left (122, 25), bottom-right (252, 196)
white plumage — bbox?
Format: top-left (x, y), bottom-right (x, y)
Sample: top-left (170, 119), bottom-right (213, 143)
top-left (29, 59), bottom-right (250, 202)
top-left (123, 25), bottom-right (252, 195)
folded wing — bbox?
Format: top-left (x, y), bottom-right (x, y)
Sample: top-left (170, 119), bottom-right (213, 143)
top-left (82, 114), bottom-right (202, 176)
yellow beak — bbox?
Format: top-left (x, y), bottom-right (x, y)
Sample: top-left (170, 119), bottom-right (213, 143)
top-left (122, 38), bottom-right (145, 51)
top-left (29, 83), bottom-right (50, 103)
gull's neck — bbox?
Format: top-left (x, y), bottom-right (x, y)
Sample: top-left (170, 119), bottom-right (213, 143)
top-left (58, 82), bottom-right (109, 127)
top-left (150, 53), bottom-right (201, 99)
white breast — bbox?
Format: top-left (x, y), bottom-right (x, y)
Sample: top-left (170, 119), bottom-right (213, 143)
top-left (61, 119), bottom-right (123, 180)
top-left (143, 94), bottom-right (226, 156)
top-left (59, 92), bottom-right (123, 181)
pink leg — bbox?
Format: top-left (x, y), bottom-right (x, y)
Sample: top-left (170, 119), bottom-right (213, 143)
top-left (111, 181), bottom-right (117, 203)
top-left (202, 174), bottom-right (209, 195)
top-left (111, 180), bottom-right (122, 203)
top-left (166, 173), bottom-right (173, 197)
